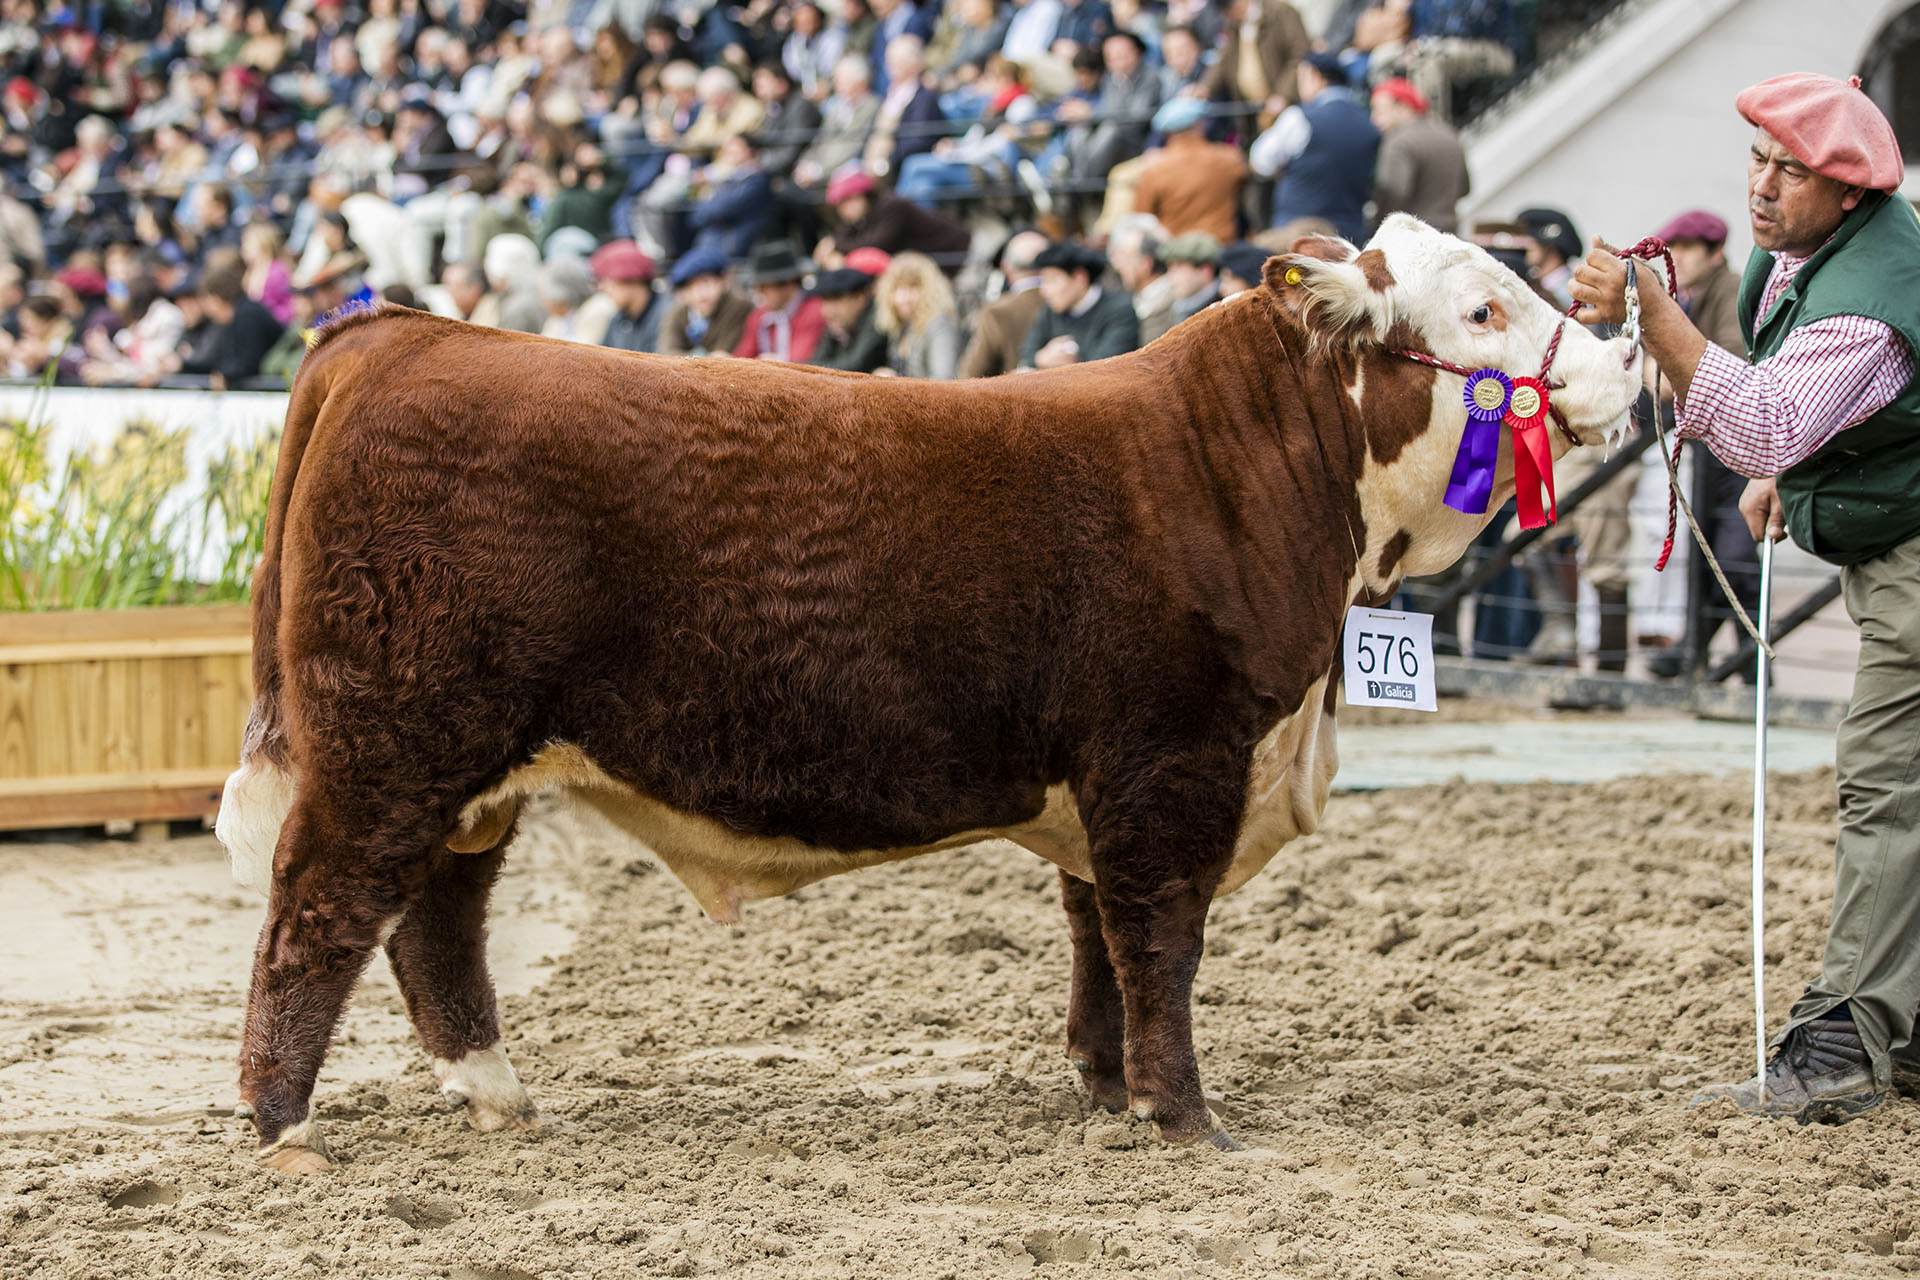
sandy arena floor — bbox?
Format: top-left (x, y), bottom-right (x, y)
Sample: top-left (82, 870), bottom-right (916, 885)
top-left (4, 759), bottom-right (1920, 1278)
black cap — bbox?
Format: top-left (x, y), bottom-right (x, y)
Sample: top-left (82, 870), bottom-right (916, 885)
top-left (812, 266), bottom-right (876, 298)
top-left (1517, 207), bottom-right (1582, 262)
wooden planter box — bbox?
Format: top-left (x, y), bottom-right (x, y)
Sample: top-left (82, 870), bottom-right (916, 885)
top-left (0, 605), bottom-right (252, 830)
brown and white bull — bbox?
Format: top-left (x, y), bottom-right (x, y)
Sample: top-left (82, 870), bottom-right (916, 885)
top-left (216, 216), bottom-right (1641, 1171)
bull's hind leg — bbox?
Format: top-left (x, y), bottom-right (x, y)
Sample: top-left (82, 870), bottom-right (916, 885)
top-left (383, 838), bottom-right (538, 1131)
top-left (1084, 755), bottom-right (1244, 1149)
top-left (238, 789), bottom-right (441, 1173)
top-left (1060, 871), bottom-right (1128, 1112)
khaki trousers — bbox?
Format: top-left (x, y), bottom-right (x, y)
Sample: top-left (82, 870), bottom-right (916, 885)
top-left (1782, 532), bottom-right (1920, 1084)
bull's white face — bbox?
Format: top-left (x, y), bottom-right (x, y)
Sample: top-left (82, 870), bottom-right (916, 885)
top-left (1273, 215), bottom-right (1646, 585)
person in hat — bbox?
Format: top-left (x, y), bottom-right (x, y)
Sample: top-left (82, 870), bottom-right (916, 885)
top-left (818, 169), bottom-right (972, 276)
top-left (959, 228), bottom-right (1051, 379)
top-left (1369, 76), bottom-right (1468, 235)
top-left (656, 246), bottom-right (754, 357)
top-left (1250, 51), bottom-right (1380, 246)
top-left (808, 261), bottom-right (890, 373)
top-left (1158, 231), bottom-right (1221, 329)
top-left (1018, 240), bottom-right (1140, 370)
top-left (1575, 73), bottom-right (1920, 1123)
top-left (1217, 241), bottom-right (1270, 298)
top-left (590, 240), bottom-right (665, 353)
top-left (1639, 209), bottom-right (1761, 681)
top-left (1129, 95), bottom-right (1248, 244)
top-left (1517, 206), bottom-right (1583, 309)
top-left (733, 240), bottom-right (827, 361)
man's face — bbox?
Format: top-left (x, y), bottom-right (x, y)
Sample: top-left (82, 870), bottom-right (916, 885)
top-left (1102, 35), bottom-right (1140, 79)
top-left (753, 280), bottom-right (798, 311)
top-left (1748, 127), bottom-right (1864, 256)
top-left (834, 193), bottom-right (870, 223)
top-left (819, 290), bottom-right (868, 331)
top-left (1668, 238), bottom-right (1724, 292)
top-left (683, 273), bottom-right (727, 314)
top-left (1370, 94), bottom-right (1411, 132)
top-left (1164, 259), bottom-right (1213, 299)
top-left (607, 278), bottom-right (649, 312)
top-left (1523, 240), bottom-right (1561, 277)
top-left (201, 293), bottom-right (235, 324)
top-left (1038, 265), bottom-right (1088, 313)
top-left (1108, 238), bottom-right (1152, 292)
top-left (1162, 30), bottom-right (1200, 77)
top-left (446, 271), bottom-right (484, 314)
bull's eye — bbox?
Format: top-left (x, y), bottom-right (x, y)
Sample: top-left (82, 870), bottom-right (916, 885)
top-left (1470, 304), bottom-right (1493, 325)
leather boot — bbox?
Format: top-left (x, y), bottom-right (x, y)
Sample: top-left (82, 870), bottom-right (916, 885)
top-left (1596, 585), bottom-right (1629, 674)
top-left (1521, 557), bottom-right (1576, 665)
top-left (1691, 1018), bottom-right (1885, 1123)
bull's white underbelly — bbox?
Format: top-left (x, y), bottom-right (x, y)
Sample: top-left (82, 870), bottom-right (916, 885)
top-left (216, 676), bottom-right (1339, 918)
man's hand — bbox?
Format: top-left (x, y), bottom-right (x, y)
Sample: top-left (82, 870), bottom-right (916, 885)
top-left (1740, 477), bottom-right (1785, 543)
top-left (1569, 236), bottom-right (1632, 326)
top-left (1033, 335), bottom-right (1079, 369)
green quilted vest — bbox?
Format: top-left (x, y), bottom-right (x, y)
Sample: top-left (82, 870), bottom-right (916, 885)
top-left (1739, 191), bottom-right (1920, 565)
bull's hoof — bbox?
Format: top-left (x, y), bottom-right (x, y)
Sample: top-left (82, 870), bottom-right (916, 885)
top-left (434, 1045), bottom-right (538, 1133)
top-left (1069, 1055), bottom-right (1129, 1113)
top-left (257, 1119), bottom-right (333, 1174)
top-left (1149, 1106), bottom-right (1240, 1150)
top-left (447, 1089), bottom-right (543, 1133)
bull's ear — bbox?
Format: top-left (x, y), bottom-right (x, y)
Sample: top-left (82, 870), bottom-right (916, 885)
top-left (1289, 234), bottom-right (1358, 261)
top-left (1266, 252), bottom-right (1390, 341)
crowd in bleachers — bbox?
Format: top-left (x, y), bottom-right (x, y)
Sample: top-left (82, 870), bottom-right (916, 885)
top-left (0, 0), bottom-right (1543, 386)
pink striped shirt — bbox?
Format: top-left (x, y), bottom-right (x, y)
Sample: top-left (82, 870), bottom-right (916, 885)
top-left (1673, 250), bottom-right (1915, 478)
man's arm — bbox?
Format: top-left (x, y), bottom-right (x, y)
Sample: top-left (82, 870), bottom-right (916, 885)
top-left (1248, 105), bottom-right (1309, 179)
top-left (1569, 239), bottom-right (1709, 398)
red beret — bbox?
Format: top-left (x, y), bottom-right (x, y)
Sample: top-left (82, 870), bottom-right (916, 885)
top-left (825, 170), bottom-right (875, 205)
top-left (1653, 209), bottom-right (1729, 247)
top-left (1736, 72), bottom-right (1903, 191)
top-left (843, 246), bottom-right (892, 276)
top-left (1371, 77), bottom-right (1428, 115)
top-left (55, 266), bottom-right (107, 297)
top-left (588, 240), bottom-right (654, 283)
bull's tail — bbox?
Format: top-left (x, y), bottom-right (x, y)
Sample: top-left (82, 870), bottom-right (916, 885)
top-left (214, 338), bottom-right (337, 895)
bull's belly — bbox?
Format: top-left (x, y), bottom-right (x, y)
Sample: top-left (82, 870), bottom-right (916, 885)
top-left (217, 678), bottom-right (1340, 920)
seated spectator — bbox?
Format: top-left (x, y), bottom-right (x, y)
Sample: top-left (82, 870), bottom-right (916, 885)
top-left (894, 54), bottom-right (1038, 207)
top-left (809, 263), bottom-right (890, 372)
top-left (862, 35), bottom-right (947, 180)
top-left (657, 246), bottom-right (754, 356)
top-left (1156, 24), bottom-right (1207, 102)
top-left (590, 239), bottom-right (666, 352)
top-left (177, 255), bottom-right (285, 387)
top-left (683, 133), bottom-right (774, 262)
top-left (819, 170), bottom-right (972, 273)
top-left (78, 276), bottom-right (185, 386)
top-left (1057, 31), bottom-right (1162, 192)
top-left (1368, 76), bottom-right (1468, 233)
top-left (868, 0), bottom-right (937, 92)
top-left (734, 240), bottom-right (826, 361)
top-left (1002, 0), bottom-right (1065, 64)
top-left (959, 227), bottom-right (1050, 378)
top-left (934, 0), bottom-right (1012, 94)
top-left (1018, 240), bottom-right (1138, 369)
top-left (542, 142), bottom-right (628, 251)
top-left (469, 232), bottom-right (546, 331)
top-left (1130, 96), bottom-right (1247, 242)
top-left (7, 296), bottom-right (70, 379)
top-left (1105, 212), bottom-right (1172, 341)
top-left (1052, 0), bottom-right (1113, 53)
top-left (240, 221), bottom-right (294, 325)
top-left (782, 3), bottom-right (847, 100)
top-left (426, 260), bottom-right (488, 320)
top-left (539, 257), bottom-right (611, 344)
top-left (1216, 241), bottom-right (1269, 296)
top-left (1157, 231), bottom-right (1220, 325)
top-left (1250, 52), bottom-right (1380, 245)
top-left (1202, 0), bottom-right (1310, 132)
top-left (752, 61), bottom-right (822, 182)
top-left (873, 250), bottom-right (960, 378)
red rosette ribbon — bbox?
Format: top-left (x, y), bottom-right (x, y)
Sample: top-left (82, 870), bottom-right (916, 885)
top-left (1504, 377), bottom-right (1557, 530)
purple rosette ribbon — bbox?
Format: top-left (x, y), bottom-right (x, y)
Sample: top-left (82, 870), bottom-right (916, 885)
top-left (1443, 368), bottom-right (1513, 515)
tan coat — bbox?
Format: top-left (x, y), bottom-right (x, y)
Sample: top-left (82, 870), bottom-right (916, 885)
top-left (957, 287), bottom-right (1047, 379)
top-left (1131, 135), bottom-right (1250, 243)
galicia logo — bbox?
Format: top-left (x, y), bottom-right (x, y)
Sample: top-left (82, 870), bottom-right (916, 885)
top-left (1366, 680), bottom-right (1417, 702)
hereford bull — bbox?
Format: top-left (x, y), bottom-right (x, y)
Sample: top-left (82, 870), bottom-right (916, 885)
top-left (216, 216), bottom-right (1642, 1171)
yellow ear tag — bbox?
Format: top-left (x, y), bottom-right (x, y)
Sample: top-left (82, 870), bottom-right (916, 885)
top-left (1284, 267), bottom-right (1303, 286)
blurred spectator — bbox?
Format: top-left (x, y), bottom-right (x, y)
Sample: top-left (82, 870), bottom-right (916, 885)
top-left (752, 60), bottom-right (822, 180)
top-left (470, 232), bottom-right (546, 331)
top-left (1203, 0), bottom-right (1310, 131)
top-left (427, 260), bottom-right (489, 321)
top-left (1157, 231), bottom-right (1220, 326)
top-left (873, 250), bottom-right (960, 377)
top-left (1251, 52), bottom-right (1379, 244)
top-left (657, 246), bottom-right (754, 356)
top-left (1003, 0), bottom-right (1066, 63)
top-left (240, 223), bottom-right (294, 325)
top-left (1053, 0), bottom-right (1114, 53)
top-left (783, 4), bottom-right (847, 99)
top-left (808, 262), bottom-right (889, 371)
top-left (590, 239), bottom-right (665, 352)
top-left (1217, 241), bottom-right (1269, 296)
top-left (1156, 25), bottom-right (1208, 101)
top-left (1517, 206), bottom-right (1580, 308)
top-left (934, 0), bottom-right (1011, 90)
top-left (1360, 0), bottom-right (1520, 124)
top-left (1131, 96), bottom-right (1247, 241)
top-left (78, 276), bottom-right (184, 386)
top-left (894, 54), bottom-right (1037, 206)
top-left (1368, 76), bottom-right (1468, 233)
top-left (959, 227), bottom-right (1050, 378)
top-left (820, 170), bottom-right (971, 272)
top-left (863, 35), bottom-right (945, 179)
top-left (734, 240), bottom-right (825, 360)
top-left (175, 255), bottom-right (285, 388)
top-left (1019, 240), bottom-right (1138, 369)
top-left (668, 132), bottom-right (773, 260)
top-left (1057, 31), bottom-right (1161, 194)
top-left (539, 257), bottom-right (611, 344)
top-left (1106, 212), bottom-right (1174, 342)
top-left (868, 0), bottom-right (937, 92)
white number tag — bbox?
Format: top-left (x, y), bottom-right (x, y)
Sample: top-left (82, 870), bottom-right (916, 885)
top-left (1341, 608), bottom-right (1437, 712)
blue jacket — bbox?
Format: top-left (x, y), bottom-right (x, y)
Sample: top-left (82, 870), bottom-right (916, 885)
top-left (1270, 88), bottom-right (1380, 244)
top-left (688, 166), bottom-right (773, 261)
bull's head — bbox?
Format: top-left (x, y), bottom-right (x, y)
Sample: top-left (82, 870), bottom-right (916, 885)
top-left (1266, 214), bottom-right (1645, 581)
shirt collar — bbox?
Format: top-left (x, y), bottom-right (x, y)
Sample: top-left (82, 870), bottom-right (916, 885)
top-left (1070, 284), bottom-right (1103, 317)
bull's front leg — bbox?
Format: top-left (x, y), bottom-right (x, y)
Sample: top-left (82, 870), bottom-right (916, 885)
top-left (1059, 870), bottom-right (1128, 1112)
top-left (1083, 761), bottom-right (1242, 1150)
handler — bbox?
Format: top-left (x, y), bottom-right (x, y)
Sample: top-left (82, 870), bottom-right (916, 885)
top-left (1572, 72), bottom-right (1920, 1123)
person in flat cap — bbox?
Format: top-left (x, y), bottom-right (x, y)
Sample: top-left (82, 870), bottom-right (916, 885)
top-left (1250, 50), bottom-right (1381, 245)
top-left (656, 246), bottom-right (753, 358)
top-left (1516, 207), bottom-right (1583, 309)
top-left (807, 261), bottom-right (889, 373)
top-left (1158, 231), bottom-right (1222, 329)
top-left (1575, 73), bottom-right (1920, 1125)
top-left (1130, 96), bottom-right (1249, 244)
top-left (590, 240), bottom-right (666, 353)
top-left (1018, 240), bottom-right (1141, 371)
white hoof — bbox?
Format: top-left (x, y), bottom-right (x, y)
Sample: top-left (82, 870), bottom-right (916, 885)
top-left (432, 1045), bottom-right (538, 1132)
top-left (257, 1117), bottom-right (333, 1174)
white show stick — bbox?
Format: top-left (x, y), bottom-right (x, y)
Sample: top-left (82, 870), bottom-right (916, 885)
top-left (1752, 535), bottom-right (1776, 1091)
